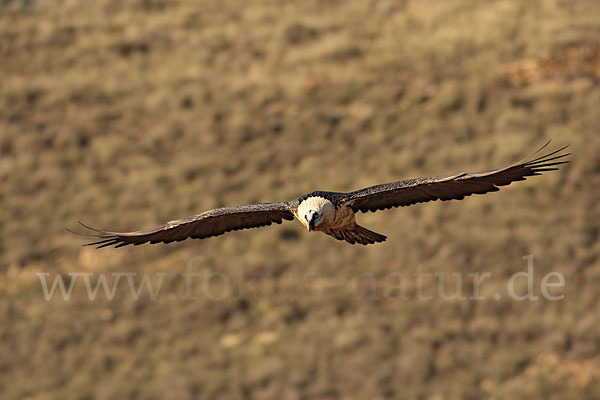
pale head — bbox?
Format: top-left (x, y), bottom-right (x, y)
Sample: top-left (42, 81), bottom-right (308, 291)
top-left (297, 196), bottom-right (335, 231)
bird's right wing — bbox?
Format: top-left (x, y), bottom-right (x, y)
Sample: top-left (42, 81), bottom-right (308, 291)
top-left (69, 202), bottom-right (296, 248)
top-left (341, 141), bottom-right (569, 213)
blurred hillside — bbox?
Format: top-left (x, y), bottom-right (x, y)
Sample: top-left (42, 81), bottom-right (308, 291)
top-left (1, 0), bottom-right (600, 399)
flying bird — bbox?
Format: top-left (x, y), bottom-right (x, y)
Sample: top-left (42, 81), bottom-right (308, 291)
top-left (71, 141), bottom-right (569, 248)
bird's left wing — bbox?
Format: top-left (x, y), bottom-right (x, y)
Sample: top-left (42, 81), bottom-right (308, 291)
top-left (70, 202), bottom-right (295, 248)
top-left (341, 141), bottom-right (569, 213)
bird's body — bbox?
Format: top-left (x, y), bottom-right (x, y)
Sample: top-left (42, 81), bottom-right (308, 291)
top-left (71, 141), bottom-right (569, 248)
top-left (293, 193), bottom-right (387, 244)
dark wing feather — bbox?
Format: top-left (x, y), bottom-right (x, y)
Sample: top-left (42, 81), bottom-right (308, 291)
top-left (343, 141), bottom-right (569, 213)
top-left (69, 202), bottom-right (295, 248)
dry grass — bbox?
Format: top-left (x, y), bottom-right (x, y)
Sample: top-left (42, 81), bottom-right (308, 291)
top-left (1, 0), bottom-right (600, 398)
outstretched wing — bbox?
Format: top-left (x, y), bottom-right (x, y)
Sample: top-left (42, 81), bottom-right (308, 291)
top-left (70, 202), bottom-right (295, 248)
top-left (342, 141), bottom-right (569, 213)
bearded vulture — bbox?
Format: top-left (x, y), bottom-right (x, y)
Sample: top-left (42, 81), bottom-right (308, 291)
top-left (70, 141), bottom-right (569, 247)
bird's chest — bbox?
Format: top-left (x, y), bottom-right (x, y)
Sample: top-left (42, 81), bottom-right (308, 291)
top-left (330, 205), bottom-right (356, 229)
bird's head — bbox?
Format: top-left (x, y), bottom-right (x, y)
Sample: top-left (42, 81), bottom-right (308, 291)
top-left (304, 209), bottom-right (323, 231)
top-left (297, 196), bottom-right (334, 232)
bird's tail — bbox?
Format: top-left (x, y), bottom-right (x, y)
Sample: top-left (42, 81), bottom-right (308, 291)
top-left (327, 225), bottom-right (387, 245)
top-left (354, 225), bottom-right (387, 245)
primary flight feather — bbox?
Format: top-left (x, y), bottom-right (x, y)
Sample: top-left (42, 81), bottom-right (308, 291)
top-left (70, 141), bottom-right (569, 247)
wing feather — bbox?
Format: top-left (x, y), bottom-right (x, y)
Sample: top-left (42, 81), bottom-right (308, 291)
top-left (69, 202), bottom-right (295, 248)
top-left (343, 141), bottom-right (569, 213)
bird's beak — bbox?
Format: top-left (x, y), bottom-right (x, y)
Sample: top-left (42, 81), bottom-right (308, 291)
top-left (306, 212), bottom-right (317, 231)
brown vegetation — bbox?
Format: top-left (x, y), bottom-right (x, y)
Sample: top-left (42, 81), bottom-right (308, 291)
top-left (1, 0), bottom-right (599, 398)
